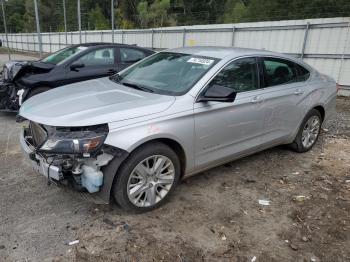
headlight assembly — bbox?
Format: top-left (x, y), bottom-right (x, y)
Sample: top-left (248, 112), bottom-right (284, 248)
top-left (37, 124), bottom-right (109, 155)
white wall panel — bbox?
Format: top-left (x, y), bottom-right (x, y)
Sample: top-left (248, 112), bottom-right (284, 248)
top-left (0, 17), bottom-right (349, 86)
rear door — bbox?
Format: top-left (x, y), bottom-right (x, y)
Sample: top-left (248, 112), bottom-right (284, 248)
top-left (64, 47), bottom-right (118, 84)
top-left (258, 56), bottom-right (311, 144)
top-left (117, 47), bottom-right (148, 71)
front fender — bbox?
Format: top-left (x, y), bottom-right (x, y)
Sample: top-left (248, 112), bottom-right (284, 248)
top-left (105, 114), bottom-right (195, 173)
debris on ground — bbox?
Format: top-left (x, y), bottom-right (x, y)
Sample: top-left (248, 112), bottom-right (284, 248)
top-left (68, 240), bottom-right (79, 246)
top-left (258, 199), bottom-right (271, 206)
top-left (292, 195), bottom-right (309, 202)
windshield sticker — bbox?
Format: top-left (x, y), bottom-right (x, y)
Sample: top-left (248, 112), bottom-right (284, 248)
top-left (187, 57), bottom-right (214, 66)
top-left (77, 46), bottom-right (88, 51)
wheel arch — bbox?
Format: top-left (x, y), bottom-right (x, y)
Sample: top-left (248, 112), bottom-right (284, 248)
top-left (127, 137), bottom-right (187, 178)
top-left (313, 105), bottom-right (325, 121)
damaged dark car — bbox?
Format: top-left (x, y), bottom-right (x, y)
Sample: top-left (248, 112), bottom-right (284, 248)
top-left (0, 43), bottom-right (154, 111)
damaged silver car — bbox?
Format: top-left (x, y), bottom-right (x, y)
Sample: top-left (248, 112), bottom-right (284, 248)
top-left (19, 47), bottom-right (337, 212)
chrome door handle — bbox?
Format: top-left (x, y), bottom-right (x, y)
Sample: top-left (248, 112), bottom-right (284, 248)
top-left (294, 89), bottom-right (304, 95)
top-left (250, 96), bottom-right (261, 103)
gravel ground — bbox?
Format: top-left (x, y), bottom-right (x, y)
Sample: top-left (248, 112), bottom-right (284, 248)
top-left (0, 94), bottom-right (349, 261)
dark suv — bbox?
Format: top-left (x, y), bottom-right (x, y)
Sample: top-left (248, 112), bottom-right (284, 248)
top-left (0, 43), bottom-right (154, 111)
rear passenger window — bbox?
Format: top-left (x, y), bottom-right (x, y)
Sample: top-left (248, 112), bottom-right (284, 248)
top-left (263, 58), bottom-right (297, 87)
top-left (208, 57), bottom-right (259, 93)
top-left (295, 64), bottom-right (310, 82)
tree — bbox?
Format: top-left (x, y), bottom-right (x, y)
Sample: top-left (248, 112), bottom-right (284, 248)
top-left (137, 0), bottom-right (176, 28)
top-left (221, 0), bottom-right (247, 23)
top-left (88, 5), bottom-right (109, 30)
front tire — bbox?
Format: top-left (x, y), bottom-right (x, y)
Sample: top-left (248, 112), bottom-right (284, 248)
top-left (291, 109), bottom-right (322, 153)
top-left (112, 142), bottom-right (181, 212)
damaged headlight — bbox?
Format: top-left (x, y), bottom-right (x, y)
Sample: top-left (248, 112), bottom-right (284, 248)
top-left (2, 66), bottom-right (9, 80)
top-left (38, 124), bottom-right (109, 155)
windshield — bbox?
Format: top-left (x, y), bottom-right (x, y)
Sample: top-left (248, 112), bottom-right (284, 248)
top-left (41, 46), bottom-right (88, 65)
top-left (112, 52), bottom-right (218, 95)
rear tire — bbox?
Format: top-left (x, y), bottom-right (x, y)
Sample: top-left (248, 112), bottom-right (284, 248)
top-left (112, 142), bottom-right (181, 212)
top-left (290, 109), bottom-right (322, 153)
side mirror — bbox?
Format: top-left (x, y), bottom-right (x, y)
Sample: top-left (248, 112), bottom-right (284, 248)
top-left (197, 84), bottom-right (237, 103)
top-left (70, 63), bottom-right (85, 71)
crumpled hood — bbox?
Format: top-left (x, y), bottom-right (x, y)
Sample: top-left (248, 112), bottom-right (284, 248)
top-left (3, 60), bottom-right (54, 82)
top-left (19, 77), bottom-right (176, 127)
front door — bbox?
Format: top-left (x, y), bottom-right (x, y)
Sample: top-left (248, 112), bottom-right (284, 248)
top-left (193, 57), bottom-right (266, 169)
top-left (64, 47), bottom-right (117, 85)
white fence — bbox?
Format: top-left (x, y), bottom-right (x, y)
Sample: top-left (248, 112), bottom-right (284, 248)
top-left (1, 17), bottom-right (350, 89)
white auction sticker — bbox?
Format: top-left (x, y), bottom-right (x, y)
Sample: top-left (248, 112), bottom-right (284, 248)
top-left (187, 57), bottom-right (214, 65)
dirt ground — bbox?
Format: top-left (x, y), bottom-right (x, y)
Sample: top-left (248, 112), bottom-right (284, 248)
top-left (0, 97), bottom-right (349, 262)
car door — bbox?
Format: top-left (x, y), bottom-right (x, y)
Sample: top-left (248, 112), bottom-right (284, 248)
top-left (193, 57), bottom-right (267, 169)
top-left (257, 57), bottom-right (311, 144)
top-left (117, 47), bottom-right (148, 71)
top-left (64, 47), bottom-right (118, 84)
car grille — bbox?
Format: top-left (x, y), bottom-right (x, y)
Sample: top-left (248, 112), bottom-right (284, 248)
top-left (29, 121), bottom-right (47, 147)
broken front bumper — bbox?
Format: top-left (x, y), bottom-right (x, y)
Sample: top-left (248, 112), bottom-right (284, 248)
top-left (0, 80), bottom-right (21, 112)
top-left (20, 128), bottom-right (63, 181)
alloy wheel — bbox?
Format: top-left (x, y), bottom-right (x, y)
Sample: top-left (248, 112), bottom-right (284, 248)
top-left (127, 155), bottom-right (175, 207)
top-left (301, 115), bottom-right (321, 149)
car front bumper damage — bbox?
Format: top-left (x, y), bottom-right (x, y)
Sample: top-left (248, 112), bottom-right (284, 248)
top-left (0, 80), bottom-right (22, 112)
top-left (20, 127), bottom-right (129, 203)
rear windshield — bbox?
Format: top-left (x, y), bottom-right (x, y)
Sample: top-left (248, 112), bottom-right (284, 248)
top-left (42, 46), bottom-right (88, 65)
top-left (113, 52), bottom-right (219, 95)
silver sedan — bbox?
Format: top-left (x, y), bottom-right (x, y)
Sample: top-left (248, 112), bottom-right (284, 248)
top-left (19, 47), bottom-right (337, 212)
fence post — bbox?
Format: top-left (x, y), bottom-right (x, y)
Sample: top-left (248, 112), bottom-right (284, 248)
top-left (63, 0), bottom-right (68, 45)
top-left (301, 22), bottom-right (310, 59)
top-left (33, 0), bottom-right (43, 58)
top-left (1, 0), bottom-right (11, 60)
top-left (111, 0), bottom-right (115, 43)
top-left (27, 32), bottom-right (29, 52)
top-left (77, 0), bottom-right (82, 43)
top-left (151, 29), bottom-right (154, 49)
top-left (182, 28), bottom-right (186, 47)
top-left (231, 26), bottom-right (235, 47)
top-left (49, 27), bottom-right (52, 53)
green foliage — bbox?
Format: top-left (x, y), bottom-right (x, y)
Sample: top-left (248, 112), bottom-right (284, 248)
top-left (0, 0), bottom-right (348, 33)
top-left (137, 0), bottom-right (175, 28)
top-left (88, 5), bottom-right (109, 30)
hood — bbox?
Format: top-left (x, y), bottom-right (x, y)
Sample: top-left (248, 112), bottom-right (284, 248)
top-left (3, 60), bottom-right (54, 82)
top-left (20, 77), bottom-right (176, 127)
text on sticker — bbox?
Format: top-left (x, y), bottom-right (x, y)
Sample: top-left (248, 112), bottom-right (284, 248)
top-left (187, 57), bottom-right (214, 66)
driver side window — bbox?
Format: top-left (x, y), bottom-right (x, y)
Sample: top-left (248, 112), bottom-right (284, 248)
top-left (209, 57), bottom-right (259, 93)
top-left (75, 48), bottom-right (115, 66)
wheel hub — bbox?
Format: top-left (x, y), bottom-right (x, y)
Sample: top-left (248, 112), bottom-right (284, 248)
top-left (301, 115), bottom-right (321, 148)
top-left (127, 155), bottom-right (175, 207)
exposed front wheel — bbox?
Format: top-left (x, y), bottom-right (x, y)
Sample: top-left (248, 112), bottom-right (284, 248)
top-left (112, 142), bottom-right (181, 212)
top-left (291, 109), bottom-right (322, 152)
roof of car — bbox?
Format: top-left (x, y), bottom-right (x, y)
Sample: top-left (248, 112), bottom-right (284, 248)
top-left (168, 46), bottom-right (287, 59)
top-left (70, 42), bottom-right (153, 51)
